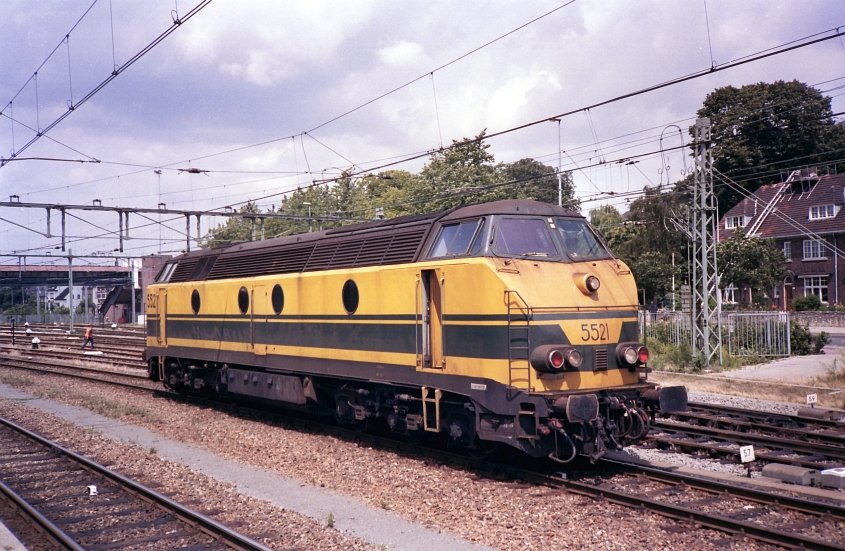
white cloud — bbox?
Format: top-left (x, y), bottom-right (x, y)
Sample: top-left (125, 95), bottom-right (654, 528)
top-left (175, 2), bottom-right (377, 87)
top-left (378, 41), bottom-right (425, 67)
top-left (487, 70), bottom-right (562, 128)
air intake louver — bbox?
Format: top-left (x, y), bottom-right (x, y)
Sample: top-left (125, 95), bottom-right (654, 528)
top-left (188, 225), bottom-right (429, 281)
top-left (169, 259), bottom-right (198, 282)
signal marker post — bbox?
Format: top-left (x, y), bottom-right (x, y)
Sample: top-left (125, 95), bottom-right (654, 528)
top-left (739, 445), bottom-right (755, 478)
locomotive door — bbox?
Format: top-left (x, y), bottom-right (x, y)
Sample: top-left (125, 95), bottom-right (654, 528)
top-left (420, 270), bottom-right (444, 369)
top-left (156, 289), bottom-right (167, 346)
top-left (250, 285), bottom-right (268, 355)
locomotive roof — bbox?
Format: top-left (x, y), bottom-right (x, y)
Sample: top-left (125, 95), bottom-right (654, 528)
top-left (160, 199), bottom-right (584, 282)
top-left (438, 199), bottom-right (581, 221)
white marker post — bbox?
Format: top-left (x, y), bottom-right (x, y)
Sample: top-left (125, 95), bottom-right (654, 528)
top-left (739, 445), bottom-right (755, 478)
top-left (806, 393), bottom-right (818, 408)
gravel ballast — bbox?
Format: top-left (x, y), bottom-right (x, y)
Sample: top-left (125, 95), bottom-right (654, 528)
top-left (0, 371), bottom-right (805, 550)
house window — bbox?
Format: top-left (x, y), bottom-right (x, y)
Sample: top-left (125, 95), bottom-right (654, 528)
top-left (782, 241), bottom-right (791, 260)
top-left (725, 215), bottom-right (747, 229)
top-left (802, 239), bottom-right (826, 260)
top-left (803, 276), bottom-right (829, 303)
top-left (809, 204), bottom-right (836, 220)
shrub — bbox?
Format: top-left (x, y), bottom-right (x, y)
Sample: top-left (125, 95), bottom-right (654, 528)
top-left (813, 331), bottom-right (830, 354)
top-left (791, 321), bottom-right (829, 355)
top-left (793, 294), bottom-right (822, 311)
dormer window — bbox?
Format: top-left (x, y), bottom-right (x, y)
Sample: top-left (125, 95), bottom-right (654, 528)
top-left (809, 204), bottom-right (836, 220)
top-left (725, 215), bottom-right (748, 230)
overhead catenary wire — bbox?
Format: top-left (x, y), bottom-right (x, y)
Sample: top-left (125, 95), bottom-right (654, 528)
top-left (0, 0), bottom-right (213, 167)
top-left (4, 16), bottom-right (845, 257)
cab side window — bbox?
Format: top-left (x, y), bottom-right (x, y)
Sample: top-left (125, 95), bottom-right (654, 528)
top-left (428, 219), bottom-right (483, 258)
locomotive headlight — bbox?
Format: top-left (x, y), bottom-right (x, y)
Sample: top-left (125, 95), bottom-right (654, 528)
top-left (564, 348), bottom-right (583, 369)
top-left (616, 342), bottom-right (649, 369)
top-left (573, 273), bottom-right (601, 295)
top-left (531, 345), bottom-right (582, 373)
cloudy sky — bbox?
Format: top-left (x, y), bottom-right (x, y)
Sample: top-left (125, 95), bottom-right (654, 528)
top-left (1, 0), bottom-right (843, 263)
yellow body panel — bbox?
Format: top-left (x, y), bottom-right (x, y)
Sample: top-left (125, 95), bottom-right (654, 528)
top-left (147, 254), bottom-right (641, 392)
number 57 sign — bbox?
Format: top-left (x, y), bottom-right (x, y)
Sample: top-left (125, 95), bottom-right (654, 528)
top-left (739, 445), bottom-right (756, 463)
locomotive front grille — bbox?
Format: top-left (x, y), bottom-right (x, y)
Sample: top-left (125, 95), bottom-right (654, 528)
top-left (593, 347), bottom-right (608, 371)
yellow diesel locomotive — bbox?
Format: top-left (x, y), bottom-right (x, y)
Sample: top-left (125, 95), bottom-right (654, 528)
top-left (144, 199), bottom-right (686, 462)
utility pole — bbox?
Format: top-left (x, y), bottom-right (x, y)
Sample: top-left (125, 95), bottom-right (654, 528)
top-left (557, 118), bottom-right (562, 207)
top-left (690, 118), bottom-right (722, 367)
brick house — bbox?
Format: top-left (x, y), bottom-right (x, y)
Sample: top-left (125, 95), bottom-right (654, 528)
top-left (719, 170), bottom-right (845, 309)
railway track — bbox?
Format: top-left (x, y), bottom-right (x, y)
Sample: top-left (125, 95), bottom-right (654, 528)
top-left (4, 350), bottom-right (845, 548)
top-left (548, 457), bottom-right (845, 550)
top-left (0, 416), bottom-right (272, 550)
top-left (0, 346), bottom-right (145, 371)
top-left (7, 350), bottom-right (844, 473)
top-left (648, 402), bottom-right (845, 470)
top-left (0, 354), bottom-right (155, 393)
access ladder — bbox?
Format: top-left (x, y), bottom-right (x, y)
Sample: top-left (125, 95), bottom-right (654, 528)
top-left (505, 290), bottom-right (532, 398)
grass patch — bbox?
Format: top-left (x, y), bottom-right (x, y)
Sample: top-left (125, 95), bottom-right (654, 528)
top-left (75, 396), bottom-right (157, 421)
top-left (0, 372), bottom-right (37, 390)
top-left (811, 354), bottom-right (845, 387)
top-left (648, 340), bottom-right (768, 373)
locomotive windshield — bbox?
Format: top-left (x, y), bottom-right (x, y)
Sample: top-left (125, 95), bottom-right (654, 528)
top-left (427, 212), bottom-right (612, 262)
top-left (491, 217), bottom-right (558, 258)
top-left (555, 218), bottom-right (612, 261)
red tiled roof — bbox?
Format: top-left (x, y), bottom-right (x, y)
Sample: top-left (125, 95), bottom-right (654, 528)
top-left (719, 173), bottom-right (845, 241)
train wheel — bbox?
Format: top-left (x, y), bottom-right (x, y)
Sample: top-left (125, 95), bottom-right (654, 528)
top-left (335, 393), bottom-right (356, 425)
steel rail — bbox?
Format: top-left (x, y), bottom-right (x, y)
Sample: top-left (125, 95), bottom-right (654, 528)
top-left (687, 401), bottom-right (845, 428)
top-left (538, 459), bottom-right (845, 551)
top-left (0, 478), bottom-right (84, 551)
top-left (0, 416), bottom-right (273, 551)
top-left (651, 420), bottom-right (845, 461)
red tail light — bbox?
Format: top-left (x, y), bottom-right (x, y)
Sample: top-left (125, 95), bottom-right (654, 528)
top-left (637, 346), bottom-right (650, 364)
top-left (531, 345), bottom-right (582, 373)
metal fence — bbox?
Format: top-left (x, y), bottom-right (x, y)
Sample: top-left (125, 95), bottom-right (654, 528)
top-left (0, 313), bottom-right (105, 327)
top-left (723, 311), bottom-right (791, 357)
top-left (640, 310), bottom-right (791, 357)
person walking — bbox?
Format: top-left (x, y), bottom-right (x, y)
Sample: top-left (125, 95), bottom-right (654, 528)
top-left (81, 325), bottom-right (95, 350)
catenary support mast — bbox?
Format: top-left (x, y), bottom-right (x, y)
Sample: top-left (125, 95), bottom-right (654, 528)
top-left (690, 117), bottom-right (722, 367)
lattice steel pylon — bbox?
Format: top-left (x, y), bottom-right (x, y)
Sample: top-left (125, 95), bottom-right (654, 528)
top-left (690, 118), bottom-right (723, 367)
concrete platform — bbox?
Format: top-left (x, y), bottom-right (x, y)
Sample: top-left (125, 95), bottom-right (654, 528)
top-left (0, 520), bottom-right (26, 551)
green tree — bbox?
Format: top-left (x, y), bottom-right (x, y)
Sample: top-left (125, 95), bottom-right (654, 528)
top-left (498, 158), bottom-right (578, 209)
top-left (717, 231), bottom-right (786, 307)
top-left (350, 170), bottom-right (423, 219)
top-left (412, 130), bottom-right (503, 213)
top-left (589, 204), bottom-right (624, 236)
top-left (626, 250), bottom-right (676, 307)
top-left (621, 186), bottom-right (688, 258)
top-left (695, 80), bottom-right (845, 213)
top-left (201, 202), bottom-right (263, 248)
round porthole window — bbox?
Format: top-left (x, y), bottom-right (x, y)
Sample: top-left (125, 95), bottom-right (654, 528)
top-left (271, 284), bottom-right (284, 314)
top-left (238, 286), bottom-right (249, 314)
top-left (342, 279), bottom-right (359, 315)
top-left (191, 289), bottom-right (201, 314)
